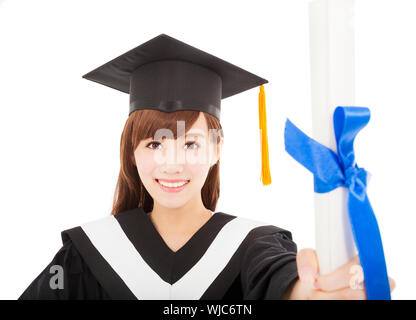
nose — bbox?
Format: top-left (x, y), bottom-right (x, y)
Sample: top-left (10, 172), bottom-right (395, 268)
top-left (161, 163), bottom-right (184, 175)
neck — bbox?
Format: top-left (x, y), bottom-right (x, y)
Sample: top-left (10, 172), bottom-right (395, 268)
top-left (149, 195), bottom-right (212, 233)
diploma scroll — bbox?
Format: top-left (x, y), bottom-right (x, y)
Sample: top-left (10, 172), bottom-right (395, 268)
top-left (308, 0), bottom-right (357, 275)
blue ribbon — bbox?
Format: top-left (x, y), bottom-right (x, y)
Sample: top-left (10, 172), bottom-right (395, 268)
top-left (284, 106), bottom-right (391, 300)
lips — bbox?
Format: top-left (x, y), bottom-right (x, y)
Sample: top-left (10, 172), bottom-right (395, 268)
top-left (157, 179), bottom-right (190, 183)
top-left (155, 178), bottom-right (190, 193)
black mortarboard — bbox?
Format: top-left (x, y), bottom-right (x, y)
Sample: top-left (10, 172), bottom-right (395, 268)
top-left (82, 34), bottom-right (271, 185)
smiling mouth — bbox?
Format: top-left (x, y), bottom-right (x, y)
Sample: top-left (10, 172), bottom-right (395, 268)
top-left (155, 178), bottom-right (190, 192)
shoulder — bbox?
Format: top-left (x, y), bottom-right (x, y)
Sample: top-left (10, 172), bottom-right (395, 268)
top-left (48, 238), bottom-right (89, 276)
top-left (215, 212), bottom-right (297, 258)
top-left (219, 212), bottom-right (295, 242)
top-left (61, 207), bottom-right (139, 244)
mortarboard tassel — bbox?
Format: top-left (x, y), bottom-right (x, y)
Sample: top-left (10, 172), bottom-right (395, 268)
top-left (258, 85), bottom-right (271, 185)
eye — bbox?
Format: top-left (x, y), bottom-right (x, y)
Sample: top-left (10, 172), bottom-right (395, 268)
top-left (146, 141), bottom-right (162, 150)
top-left (184, 141), bottom-right (200, 150)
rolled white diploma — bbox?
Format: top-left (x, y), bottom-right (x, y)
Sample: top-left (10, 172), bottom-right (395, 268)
top-left (308, 0), bottom-right (358, 275)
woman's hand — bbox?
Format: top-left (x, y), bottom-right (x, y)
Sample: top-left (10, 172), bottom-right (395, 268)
top-left (285, 248), bottom-right (396, 300)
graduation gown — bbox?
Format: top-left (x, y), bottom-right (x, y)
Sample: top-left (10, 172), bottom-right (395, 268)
top-left (18, 207), bottom-right (299, 300)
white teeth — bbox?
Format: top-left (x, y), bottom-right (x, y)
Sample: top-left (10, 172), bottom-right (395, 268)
top-left (157, 180), bottom-right (188, 188)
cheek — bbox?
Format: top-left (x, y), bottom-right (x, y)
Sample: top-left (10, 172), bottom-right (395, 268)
top-left (135, 152), bottom-right (156, 178)
top-left (184, 147), bottom-right (214, 181)
top-left (187, 162), bottom-right (210, 182)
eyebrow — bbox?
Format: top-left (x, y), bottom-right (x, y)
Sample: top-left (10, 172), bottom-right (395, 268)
top-left (185, 132), bottom-right (206, 138)
top-left (147, 132), bottom-right (206, 142)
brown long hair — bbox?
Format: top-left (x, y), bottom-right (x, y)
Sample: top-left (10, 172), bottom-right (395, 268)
top-left (111, 109), bottom-right (223, 215)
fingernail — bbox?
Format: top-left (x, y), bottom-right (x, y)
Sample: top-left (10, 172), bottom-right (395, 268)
top-left (313, 278), bottom-right (320, 289)
top-left (300, 267), bottom-right (315, 284)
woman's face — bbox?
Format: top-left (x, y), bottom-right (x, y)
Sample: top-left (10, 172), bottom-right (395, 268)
top-left (133, 112), bottom-right (222, 209)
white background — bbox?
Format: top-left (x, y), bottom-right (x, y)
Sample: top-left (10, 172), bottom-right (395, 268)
top-left (0, 0), bottom-right (414, 299)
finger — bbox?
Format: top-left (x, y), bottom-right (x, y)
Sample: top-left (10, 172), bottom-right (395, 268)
top-left (314, 274), bottom-right (395, 299)
top-left (389, 277), bottom-right (396, 292)
top-left (310, 286), bottom-right (367, 300)
top-left (315, 255), bottom-right (361, 291)
top-left (297, 248), bottom-right (320, 284)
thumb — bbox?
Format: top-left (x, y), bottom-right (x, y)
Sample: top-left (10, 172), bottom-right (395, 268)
top-left (297, 248), bottom-right (320, 285)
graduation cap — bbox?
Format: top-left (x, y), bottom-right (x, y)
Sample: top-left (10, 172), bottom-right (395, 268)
top-left (82, 34), bottom-right (271, 185)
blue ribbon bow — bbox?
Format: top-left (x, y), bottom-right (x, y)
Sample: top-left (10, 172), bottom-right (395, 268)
top-left (284, 106), bottom-right (391, 300)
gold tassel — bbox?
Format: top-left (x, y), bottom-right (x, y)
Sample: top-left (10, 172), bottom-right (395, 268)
top-left (258, 85), bottom-right (271, 185)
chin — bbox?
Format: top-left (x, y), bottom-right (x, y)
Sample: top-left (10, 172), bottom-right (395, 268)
top-left (154, 199), bottom-right (190, 209)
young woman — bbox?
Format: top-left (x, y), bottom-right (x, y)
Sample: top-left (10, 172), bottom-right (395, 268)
top-left (19, 34), bottom-right (395, 300)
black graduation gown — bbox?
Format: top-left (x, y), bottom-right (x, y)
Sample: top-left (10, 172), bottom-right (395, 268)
top-left (18, 207), bottom-right (299, 300)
